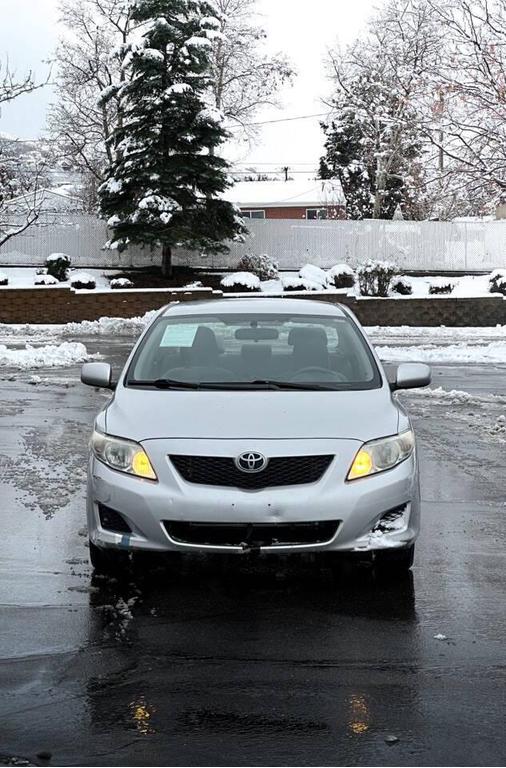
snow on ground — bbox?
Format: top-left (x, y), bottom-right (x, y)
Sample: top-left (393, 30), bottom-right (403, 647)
top-left (398, 274), bottom-right (492, 298)
top-left (0, 267), bottom-right (119, 289)
top-left (0, 342), bottom-right (98, 369)
top-left (0, 312), bottom-right (157, 340)
top-left (376, 341), bottom-right (506, 364)
top-left (258, 271), bottom-right (495, 297)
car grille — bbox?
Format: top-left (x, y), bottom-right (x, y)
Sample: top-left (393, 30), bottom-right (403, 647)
top-left (169, 454), bottom-right (334, 490)
top-left (163, 520), bottom-right (340, 548)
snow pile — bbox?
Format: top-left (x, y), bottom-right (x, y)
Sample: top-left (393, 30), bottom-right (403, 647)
top-left (0, 341), bottom-right (96, 369)
top-left (415, 387), bottom-right (474, 404)
top-left (63, 311), bottom-right (157, 336)
top-left (299, 264), bottom-right (329, 287)
top-left (377, 341), bottom-right (506, 364)
top-left (110, 277), bottom-right (134, 289)
top-left (0, 271), bottom-right (8, 286)
top-left (221, 272), bottom-right (261, 292)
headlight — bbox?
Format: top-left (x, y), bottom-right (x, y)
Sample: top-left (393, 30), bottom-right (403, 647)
top-left (91, 429), bottom-right (157, 481)
top-left (347, 430), bottom-right (415, 481)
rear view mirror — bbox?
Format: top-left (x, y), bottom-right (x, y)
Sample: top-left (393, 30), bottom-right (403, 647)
top-left (235, 327), bottom-right (279, 341)
top-left (391, 363), bottom-right (431, 391)
top-left (81, 362), bottom-right (115, 390)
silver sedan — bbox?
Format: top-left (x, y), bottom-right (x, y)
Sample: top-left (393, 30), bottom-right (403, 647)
top-left (81, 298), bottom-right (431, 574)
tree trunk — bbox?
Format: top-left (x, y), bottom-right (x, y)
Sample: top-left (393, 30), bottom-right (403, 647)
top-left (161, 244), bottom-right (172, 278)
top-left (374, 160), bottom-right (385, 219)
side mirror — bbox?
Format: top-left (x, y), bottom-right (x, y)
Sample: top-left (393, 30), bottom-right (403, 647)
top-left (391, 363), bottom-right (431, 391)
top-left (81, 362), bottom-right (115, 390)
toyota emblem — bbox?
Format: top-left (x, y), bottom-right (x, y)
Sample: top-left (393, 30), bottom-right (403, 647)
top-left (235, 451), bottom-right (269, 473)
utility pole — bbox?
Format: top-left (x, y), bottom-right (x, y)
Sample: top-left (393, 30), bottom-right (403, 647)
top-left (282, 166), bottom-right (289, 182)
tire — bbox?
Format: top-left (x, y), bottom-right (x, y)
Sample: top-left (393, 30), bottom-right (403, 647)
top-left (89, 540), bottom-right (130, 576)
top-left (374, 544), bottom-right (415, 572)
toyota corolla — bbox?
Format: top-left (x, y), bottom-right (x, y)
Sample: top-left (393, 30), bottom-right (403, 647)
top-left (81, 298), bottom-right (431, 574)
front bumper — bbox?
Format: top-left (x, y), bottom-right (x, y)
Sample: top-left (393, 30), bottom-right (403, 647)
top-left (86, 437), bottom-right (420, 555)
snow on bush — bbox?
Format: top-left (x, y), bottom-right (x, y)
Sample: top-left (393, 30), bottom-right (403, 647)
top-left (70, 272), bottom-right (96, 290)
top-left (236, 253), bottom-right (278, 281)
top-left (429, 283), bottom-right (454, 295)
top-left (0, 342), bottom-right (95, 369)
top-left (0, 272), bottom-right (8, 286)
top-left (46, 253), bottom-right (71, 282)
top-left (281, 277), bottom-right (322, 292)
top-left (34, 274), bottom-right (59, 286)
top-left (327, 264), bottom-right (355, 289)
top-left (221, 272), bottom-right (261, 292)
top-left (357, 260), bottom-right (399, 297)
top-left (110, 277), bottom-right (134, 289)
top-left (299, 264), bottom-right (328, 287)
top-left (183, 280), bottom-right (204, 289)
top-left (489, 270), bottom-right (506, 295)
top-left (391, 277), bottom-right (413, 296)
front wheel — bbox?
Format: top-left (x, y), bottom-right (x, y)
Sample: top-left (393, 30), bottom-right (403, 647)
top-left (89, 540), bottom-right (130, 576)
top-left (374, 544), bottom-right (415, 572)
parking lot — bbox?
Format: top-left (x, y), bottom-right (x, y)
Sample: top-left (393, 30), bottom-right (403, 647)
top-left (0, 332), bottom-right (505, 767)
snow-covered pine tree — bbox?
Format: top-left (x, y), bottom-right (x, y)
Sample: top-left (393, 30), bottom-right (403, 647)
top-left (98, 0), bottom-right (246, 275)
top-left (319, 107), bottom-right (375, 220)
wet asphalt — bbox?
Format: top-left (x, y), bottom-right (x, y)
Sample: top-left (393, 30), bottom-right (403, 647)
top-left (0, 335), bottom-right (505, 767)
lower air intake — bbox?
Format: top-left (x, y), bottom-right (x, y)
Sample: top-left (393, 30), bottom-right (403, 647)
top-left (163, 520), bottom-right (340, 548)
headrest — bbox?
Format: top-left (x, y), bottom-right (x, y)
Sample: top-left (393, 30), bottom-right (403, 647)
top-left (288, 326), bottom-right (328, 347)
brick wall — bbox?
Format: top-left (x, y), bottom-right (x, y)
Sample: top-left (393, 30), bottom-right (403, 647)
top-left (0, 285), bottom-right (504, 326)
top-left (0, 287), bottom-right (221, 324)
top-left (241, 207), bottom-right (347, 220)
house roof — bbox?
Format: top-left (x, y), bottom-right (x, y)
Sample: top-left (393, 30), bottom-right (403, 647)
top-left (5, 187), bottom-right (83, 206)
top-left (224, 178), bottom-right (346, 209)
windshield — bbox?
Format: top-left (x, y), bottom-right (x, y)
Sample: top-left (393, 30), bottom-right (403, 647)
top-left (126, 313), bottom-right (382, 391)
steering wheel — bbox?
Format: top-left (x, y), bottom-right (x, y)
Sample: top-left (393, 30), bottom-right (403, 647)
top-left (290, 367), bottom-right (348, 383)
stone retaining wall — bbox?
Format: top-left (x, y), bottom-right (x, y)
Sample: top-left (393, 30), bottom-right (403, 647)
top-left (0, 285), bottom-right (504, 326)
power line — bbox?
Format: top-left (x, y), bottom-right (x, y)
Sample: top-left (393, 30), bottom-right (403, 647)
top-left (228, 112), bottom-right (329, 129)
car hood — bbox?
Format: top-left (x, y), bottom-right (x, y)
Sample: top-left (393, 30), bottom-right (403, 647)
top-left (104, 388), bottom-right (399, 443)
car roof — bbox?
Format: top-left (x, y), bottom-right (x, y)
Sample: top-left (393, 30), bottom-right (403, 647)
top-left (161, 298), bottom-right (348, 318)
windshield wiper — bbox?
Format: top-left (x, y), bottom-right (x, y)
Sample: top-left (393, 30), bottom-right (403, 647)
top-left (128, 379), bottom-right (338, 391)
top-left (249, 379), bottom-right (337, 391)
top-left (128, 379), bottom-right (203, 390)
top-left (194, 380), bottom-right (338, 391)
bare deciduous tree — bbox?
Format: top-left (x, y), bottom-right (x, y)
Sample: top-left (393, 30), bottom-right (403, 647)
top-left (425, 0), bottom-right (506, 200)
top-left (48, 0), bottom-right (135, 210)
top-left (0, 64), bottom-right (48, 246)
top-left (0, 60), bottom-right (37, 106)
top-left (211, 0), bottom-right (294, 141)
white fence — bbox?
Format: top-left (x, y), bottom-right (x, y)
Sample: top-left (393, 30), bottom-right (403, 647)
top-left (175, 219), bottom-right (506, 272)
top-left (1, 215), bottom-right (505, 271)
top-left (0, 214), bottom-right (159, 268)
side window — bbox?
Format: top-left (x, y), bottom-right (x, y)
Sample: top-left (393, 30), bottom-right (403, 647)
top-left (306, 208), bottom-right (328, 220)
top-left (242, 209), bottom-right (266, 220)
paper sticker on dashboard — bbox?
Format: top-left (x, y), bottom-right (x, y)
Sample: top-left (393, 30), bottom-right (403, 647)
top-left (160, 324), bottom-right (199, 348)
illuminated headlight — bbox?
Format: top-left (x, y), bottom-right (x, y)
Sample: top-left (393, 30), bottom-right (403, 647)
top-left (91, 429), bottom-right (157, 481)
top-left (347, 430), bottom-right (415, 481)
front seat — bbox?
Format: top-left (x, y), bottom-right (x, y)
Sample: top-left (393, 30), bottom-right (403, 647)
top-left (189, 326), bottom-right (221, 367)
top-left (289, 327), bottom-right (329, 370)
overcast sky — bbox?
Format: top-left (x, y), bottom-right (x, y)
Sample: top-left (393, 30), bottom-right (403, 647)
top-left (0, 0), bottom-right (373, 173)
